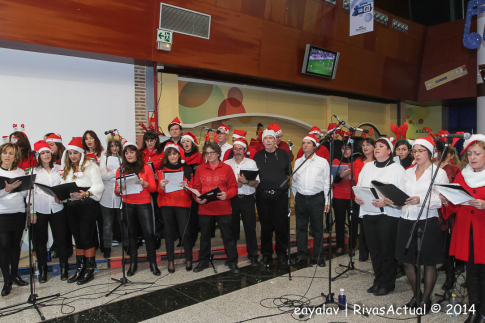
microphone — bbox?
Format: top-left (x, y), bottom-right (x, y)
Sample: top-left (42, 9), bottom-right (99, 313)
top-left (440, 133), bottom-right (471, 140)
top-left (104, 129), bottom-right (117, 135)
top-left (333, 115), bottom-right (369, 133)
top-left (203, 126), bottom-right (222, 134)
top-left (288, 140), bottom-right (295, 149)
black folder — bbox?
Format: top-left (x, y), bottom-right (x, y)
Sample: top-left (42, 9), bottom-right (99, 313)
top-left (199, 187), bottom-right (221, 203)
top-left (35, 182), bottom-right (90, 201)
top-left (370, 187), bottom-right (385, 212)
top-left (371, 180), bottom-right (410, 207)
top-left (240, 169), bottom-right (259, 181)
top-left (0, 175), bottom-right (36, 193)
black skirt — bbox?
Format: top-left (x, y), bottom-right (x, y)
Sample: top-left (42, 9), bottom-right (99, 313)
top-left (0, 212), bottom-right (26, 232)
top-left (395, 217), bottom-right (444, 266)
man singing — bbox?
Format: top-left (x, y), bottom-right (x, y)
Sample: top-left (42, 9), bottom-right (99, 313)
top-left (217, 124), bottom-right (232, 161)
top-left (253, 129), bottom-right (291, 266)
top-left (291, 134), bottom-right (331, 267)
top-left (224, 138), bottom-right (260, 266)
top-left (161, 117), bottom-right (183, 149)
top-left (296, 126), bottom-right (330, 163)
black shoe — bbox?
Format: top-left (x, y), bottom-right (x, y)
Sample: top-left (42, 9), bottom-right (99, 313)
top-left (51, 250), bottom-right (59, 259)
top-left (367, 284), bottom-right (379, 293)
top-left (291, 258), bottom-right (307, 266)
top-left (228, 264), bottom-right (240, 274)
top-left (373, 286), bottom-right (394, 296)
top-left (103, 248), bottom-right (111, 259)
top-left (224, 260), bottom-right (230, 267)
top-left (77, 257), bottom-right (95, 285)
top-left (60, 263), bottom-right (69, 281)
top-left (465, 312), bottom-right (481, 323)
top-left (419, 299), bottom-right (432, 315)
top-left (250, 258), bottom-right (260, 267)
top-left (11, 276), bottom-right (28, 286)
top-left (39, 265), bottom-right (48, 283)
top-left (186, 260), bottom-right (192, 272)
top-left (149, 262), bottom-right (161, 276)
top-left (155, 239), bottom-right (162, 250)
top-left (67, 256), bottom-right (85, 284)
top-left (277, 255), bottom-right (287, 266)
top-left (168, 261), bottom-right (175, 274)
top-left (396, 265), bottom-right (405, 279)
top-left (1, 280), bottom-right (12, 297)
top-left (442, 267), bottom-right (455, 290)
top-left (193, 262), bottom-right (209, 273)
top-left (260, 256), bottom-right (273, 266)
top-left (359, 252), bottom-right (369, 262)
top-left (127, 260), bottom-right (138, 277)
top-left (403, 297), bottom-right (417, 309)
top-left (311, 258), bottom-right (326, 267)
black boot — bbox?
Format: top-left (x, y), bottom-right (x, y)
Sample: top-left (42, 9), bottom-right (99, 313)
top-left (1, 279), bottom-right (12, 297)
top-left (441, 266), bottom-right (455, 290)
top-left (149, 262), bottom-right (161, 276)
top-left (466, 265), bottom-right (481, 323)
top-left (103, 248), bottom-right (111, 259)
top-left (127, 258), bottom-right (138, 277)
top-left (155, 239), bottom-right (162, 250)
top-left (38, 264), bottom-right (48, 283)
top-left (67, 255), bottom-right (85, 283)
top-left (60, 263), bottom-right (69, 281)
top-left (77, 257), bottom-right (95, 285)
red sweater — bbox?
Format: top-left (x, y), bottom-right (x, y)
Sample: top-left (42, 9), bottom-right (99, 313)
top-left (115, 164), bottom-right (156, 204)
top-left (296, 145), bottom-right (330, 163)
top-left (443, 172), bottom-right (485, 264)
top-left (142, 148), bottom-right (163, 172)
top-left (193, 162), bottom-right (238, 216)
top-left (332, 158), bottom-right (353, 199)
top-left (156, 166), bottom-right (192, 208)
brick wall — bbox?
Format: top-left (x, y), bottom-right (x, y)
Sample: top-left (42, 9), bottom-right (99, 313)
top-left (134, 65), bottom-right (146, 136)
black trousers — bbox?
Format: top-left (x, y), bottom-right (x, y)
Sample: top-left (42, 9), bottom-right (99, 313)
top-left (66, 199), bottom-right (98, 250)
top-left (362, 214), bottom-right (399, 290)
top-left (199, 214), bottom-right (238, 265)
top-left (231, 194), bottom-right (258, 260)
top-left (161, 206), bottom-right (192, 262)
top-left (0, 229), bottom-right (23, 281)
top-left (188, 199), bottom-right (200, 248)
top-left (295, 192), bottom-right (325, 260)
top-left (125, 203), bottom-right (156, 263)
top-left (333, 198), bottom-right (358, 249)
top-left (34, 209), bottom-right (68, 265)
top-left (93, 202), bottom-right (104, 250)
top-left (101, 206), bottom-right (128, 248)
top-left (152, 192), bottom-right (163, 240)
top-left (356, 205), bottom-right (369, 260)
top-left (466, 225), bottom-right (485, 315)
top-left (256, 189), bottom-right (289, 257)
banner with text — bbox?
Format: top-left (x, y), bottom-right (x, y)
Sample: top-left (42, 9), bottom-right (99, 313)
top-left (350, 0), bottom-right (374, 36)
top-left (425, 65), bottom-right (468, 91)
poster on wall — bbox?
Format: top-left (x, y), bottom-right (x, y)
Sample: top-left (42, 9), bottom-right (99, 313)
top-left (350, 0), bottom-right (374, 36)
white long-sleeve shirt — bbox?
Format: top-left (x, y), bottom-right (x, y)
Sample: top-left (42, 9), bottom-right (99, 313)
top-left (356, 160), bottom-right (405, 218)
top-left (60, 160), bottom-right (105, 201)
top-left (292, 154), bottom-right (331, 205)
top-left (31, 165), bottom-right (64, 214)
top-left (0, 167), bottom-right (28, 214)
top-left (219, 142), bottom-right (232, 161)
top-left (399, 165), bottom-right (449, 220)
top-left (99, 155), bottom-right (121, 208)
top-left (224, 157), bottom-right (260, 195)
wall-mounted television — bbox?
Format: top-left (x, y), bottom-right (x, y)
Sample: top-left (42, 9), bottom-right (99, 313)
top-left (301, 44), bottom-right (340, 79)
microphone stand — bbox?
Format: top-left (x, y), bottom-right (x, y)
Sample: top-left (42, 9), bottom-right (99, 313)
top-left (333, 135), bottom-right (373, 280)
top-left (106, 131), bottom-right (153, 297)
top-left (0, 152), bottom-right (59, 321)
top-left (404, 138), bottom-right (449, 323)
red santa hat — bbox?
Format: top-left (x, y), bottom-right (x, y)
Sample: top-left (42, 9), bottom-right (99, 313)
top-left (327, 123), bottom-right (338, 131)
top-left (61, 137), bottom-right (85, 177)
top-left (233, 138), bottom-right (250, 156)
top-left (34, 140), bottom-right (52, 160)
top-left (232, 129), bottom-right (247, 139)
top-left (169, 117), bottom-right (183, 128)
top-left (46, 133), bottom-right (62, 143)
top-left (181, 132), bottom-right (199, 146)
top-left (123, 141), bottom-right (137, 150)
top-left (303, 134), bottom-right (319, 146)
top-left (268, 124), bottom-right (282, 136)
top-left (413, 136), bottom-right (435, 154)
top-left (164, 143), bottom-right (185, 163)
top-left (462, 134), bottom-right (485, 154)
top-left (309, 126), bottom-right (323, 137)
top-left (85, 153), bottom-right (98, 164)
top-left (377, 137), bottom-right (396, 153)
top-left (218, 124), bottom-right (230, 135)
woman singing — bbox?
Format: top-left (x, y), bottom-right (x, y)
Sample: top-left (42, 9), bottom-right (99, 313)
top-left (45, 133), bottom-right (65, 165)
top-left (441, 135), bottom-right (485, 323)
top-left (115, 142), bottom-right (160, 276)
top-left (60, 137), bottom-right (105, 285)
top-left (181, 132), bottom-right (203, 247)
top-left (31, 141), bottom-right (69, 283)
top-left (394, 137), bottom-right (448, 313)
top-left (394, 140), bottom-right (414, 170)
top-left (0, 143), bottom-right (29, 296)
top-left (157, 143), bottom-right (193, 273)
top-left (355, 137), bottom-right (405, 296)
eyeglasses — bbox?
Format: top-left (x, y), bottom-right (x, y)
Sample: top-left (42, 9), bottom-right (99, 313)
top-left (206, 151), bottom-right (217, 155)
top-left (233, 148), bottom-right (244, 152)
top-left (276, 135), bottom-right (283, 140)
top-left (412, 149), bottom-right (427, 154)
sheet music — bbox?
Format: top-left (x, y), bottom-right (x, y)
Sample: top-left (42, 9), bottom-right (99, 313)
top-left (164, 171), bottom-right (184, 193)
top-left (107, 156), bottom-right (120, 182)
top-left (184, 185), bottom-right (200, 197)
top-left (352, 187), bottom-right (382, 213)
top-left (116, 174), bottom-right (143, 195)
top-left (434, 184), bottom-right (475, 205)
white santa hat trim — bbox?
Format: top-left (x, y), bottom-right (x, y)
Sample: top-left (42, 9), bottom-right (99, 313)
top-left (232, 134), bottom-right (245, 139)
top-left (463, 134), bottom-right (485, 153)
top-left (413, 137), bottom-right (435, 155)
top-left (164, 143), bottom-right (185, 163)
top-left (303, 135), bottom-right (318, 146)
top-left (123, 141), bottom-right (137, 150)
top-left (261, 129), bottom-right (276, 140)
top-left (233, 139), bottom-right (247, 148)
top-left (182, 134), bottom-right (195, 144)
top-left (377, 137), bottom-right (395, 153)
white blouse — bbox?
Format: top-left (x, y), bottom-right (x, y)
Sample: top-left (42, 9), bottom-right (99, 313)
top-left (0, 167), bottom-right (28, 214)
top-left (99, 155), bottom-right (121, 208)
top-left (60, 160), bottom-right (105, 201)
top-left (400, 165), bottom-right (449, 220)
top-left (31, 164), bottom-right (64, 214)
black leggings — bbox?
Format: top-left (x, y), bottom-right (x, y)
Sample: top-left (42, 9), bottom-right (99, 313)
top-left (125, 203), bottom-right (156, 263)
top-left (34, 209), bottom-right (68, 265)
top-left (0, 230), bottom-right (23, 281)
top-left (161, 206), bottom-right (192, 262)
top-left (333, 198), bottom-right (358, 249)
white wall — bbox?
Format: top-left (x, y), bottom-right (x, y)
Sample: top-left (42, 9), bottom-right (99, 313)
top-left (0, 48), bottom-right (136, 146)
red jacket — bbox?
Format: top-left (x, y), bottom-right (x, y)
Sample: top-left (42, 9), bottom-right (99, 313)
top-left (115, 164), bottom-right (156, 204)
top-left (156, 166), bottom-right (192, 208)
top-left (142, 148), bottom-right (163, 172)
top-left (332, 158), bottom-right (353, 199)
top-left (222, 147), bottom-right (257, 161)
top-left (296, 145), bottom-right (330, 163)
top-left (443, 172), bottom-right (485, 264)
top-left (193, 162), bottom-right (238, 216)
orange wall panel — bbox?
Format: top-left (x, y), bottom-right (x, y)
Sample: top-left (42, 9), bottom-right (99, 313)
top-left (264, 0), bottom-right (286, 25)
